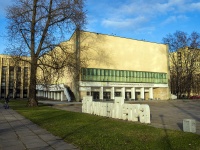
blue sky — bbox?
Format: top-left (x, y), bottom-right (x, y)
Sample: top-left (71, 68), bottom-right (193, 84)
top-left (1, 0), bottom-right (200, 53)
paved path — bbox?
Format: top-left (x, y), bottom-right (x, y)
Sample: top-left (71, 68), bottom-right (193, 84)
top-left (39, 100), bottom-right (200, 135)
top-left (131, 100), bottom-right (200, 134)
top-left (0, 103), bottom-right (79, 150)
top-left (1, 100), bottom-right (198, 149)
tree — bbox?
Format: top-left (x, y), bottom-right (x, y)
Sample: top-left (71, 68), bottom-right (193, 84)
top-left (6, 0), bottom-right (86, 106)
top-left (163, 31), bottom-right (200, 98)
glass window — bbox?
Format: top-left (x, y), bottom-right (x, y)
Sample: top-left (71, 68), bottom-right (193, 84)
top-left (105, 69), bottom-right (108, 75)
top-left (111, 70), bottom-right (115, 76)
top-left (93, 69), bottom-right (96, 76)
top-left (152, 73), bottom-right (154, 78)
top-left (97, 69), bottom-right (100, 76)
top-left (143, 72), bottom-right (145, 78)
top-left (149, 73), bottom-right (152, 78)
top-left (135, 72), bottom-right (137, 77)
top-left (120, 71), bottom-right (123, 77)
top-left (140, 72), bottom-right (143, 78)
top-left (126, 71), bottom-right (129, 77)
top-left (116, 70), bottom-right (119, 76)
top-left (137, 72), bottom-right (140, 78)
top-left (101, 69), bottom-right (104, 76)
top-left (87, 69), bottom-right (90, 75)
top-left (82, 68), bottom-right (86, 75)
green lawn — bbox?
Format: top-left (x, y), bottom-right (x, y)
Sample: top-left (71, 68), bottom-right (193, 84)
top-left (8, 100), bottom-right (200, 150)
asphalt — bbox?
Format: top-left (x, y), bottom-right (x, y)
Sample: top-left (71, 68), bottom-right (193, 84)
top-left (0, 103), bottom-right (79, 150)
top-left (0, 99), bottom-right (199, 150)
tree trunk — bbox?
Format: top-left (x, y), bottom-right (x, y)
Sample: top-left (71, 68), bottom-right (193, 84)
top-left (74, 28), bottom-right (80, 101)
top-left (27, 57), bottom-right (38, 107)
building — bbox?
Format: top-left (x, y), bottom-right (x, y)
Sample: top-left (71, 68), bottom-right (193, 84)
top-left (37, 30), bottom-right (171, 101)
top-left (169, 47), bottom-right (200, 97)
top-left (0, 30), bottom-right (171, 101)
top-left (0, 55), bottom-right (30, 98)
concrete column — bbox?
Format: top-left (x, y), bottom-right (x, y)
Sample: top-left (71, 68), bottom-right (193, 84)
top-left (149, 87), bottom-right (153, 100)
top-left (39, 91), bottom-right (41, 97)
top-left (111, 87), bottom-right (115, 99)
top-left (48, 92), bottom-right (51, 99)
top-left (37, 91), bottom-right (40, 97)
top-left (40, 91), bottom-right (42, 97)
top-left (51, 92), bottom-right (53, 99)
top-left (61, 91), bottom-right (64, 101)
top-left (41, 91), bottom-right (44, 98)
top-left (54, 92), bottom-right (57, 100)
top-left (57, 92), bottom-right (61, 100)
top-left (100, 87), bottom-right (103, 100)
top-left (131, 87), bottom-right (135, 100)
top-left (141, 87), bottom-right (145, 100)
top-left (121, 87), bottom-right (125, 99)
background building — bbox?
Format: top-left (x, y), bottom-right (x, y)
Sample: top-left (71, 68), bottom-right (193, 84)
top-left (169, 47), bottom-right (200, 98)
top-left (0, 55), bottom-right (30, 98)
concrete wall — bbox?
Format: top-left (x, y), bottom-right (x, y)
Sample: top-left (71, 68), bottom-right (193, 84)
top-left (153, 87), bottom-right (169, 100)
top-left (80, 31), bottom-right (169, 73)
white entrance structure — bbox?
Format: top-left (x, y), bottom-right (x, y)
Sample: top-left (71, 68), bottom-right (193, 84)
top-left (80, 81), bottom-right (168, 100)
top-left (36, 84), bottom-right (72, 101)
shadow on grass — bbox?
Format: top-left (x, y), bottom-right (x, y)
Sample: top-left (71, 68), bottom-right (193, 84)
top-left (160, 114), bottom-right (172, 149)
top-left (62, 117), bottom-right (107, 139)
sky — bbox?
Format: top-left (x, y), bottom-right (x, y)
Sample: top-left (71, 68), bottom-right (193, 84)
top-left (1, 0), bottom-right (200, 53)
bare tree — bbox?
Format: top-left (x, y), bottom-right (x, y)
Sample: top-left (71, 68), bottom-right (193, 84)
top-left (163, 31), bottom-right (200, 98)
top-left (6, 0), bottom-right (86, 106)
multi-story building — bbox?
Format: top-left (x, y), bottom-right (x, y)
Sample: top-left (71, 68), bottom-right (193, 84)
top-left (37, 30), bottom-right (171, 101)
top-left (0, 30), bottom-right (171, 101)
top-left (0, 55), bottom-right (30, 98)
top-left (169, 47), bottom-right (200, 97)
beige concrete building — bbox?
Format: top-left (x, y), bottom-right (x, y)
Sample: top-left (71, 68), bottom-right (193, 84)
top-left (37, 30), bottom-right (171, 101)
top-left (0, 55), bottom-right (30, 98)
top-left (0, 30), bottom-right (171, 101)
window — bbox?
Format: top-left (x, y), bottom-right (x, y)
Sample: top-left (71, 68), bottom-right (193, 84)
top-left (80, 68), bottom-right (167, 83)
top-left (93, 69), bottom-right (96, 76)
top-left (101, 69), bottom-right (104, 76)
top-left (82, 68), bottom-right (86, 75)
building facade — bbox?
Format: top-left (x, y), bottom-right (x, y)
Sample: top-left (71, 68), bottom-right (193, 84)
top-left (1, 30), bottom-right (171, 101)
top-left (0, 55), bottom-right (30, 98)
top-left (37, 30), bottom-right (171, 101)
top-left (169, 47), bottom-right (200, 97)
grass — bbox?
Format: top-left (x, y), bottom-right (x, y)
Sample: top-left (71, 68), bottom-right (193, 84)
top-left (7, 100), bottom-right (200, 150)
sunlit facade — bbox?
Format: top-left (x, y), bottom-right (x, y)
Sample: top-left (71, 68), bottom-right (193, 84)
top-left (0, 30), bottom-right (171, 101)
top-left (36, 31), bottom-right (170, 101)
top-left (0, 55), bottom-right (30, 98)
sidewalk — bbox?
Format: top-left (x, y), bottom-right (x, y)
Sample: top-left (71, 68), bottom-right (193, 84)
top-left (0, 103), bottom-right (79, 150)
